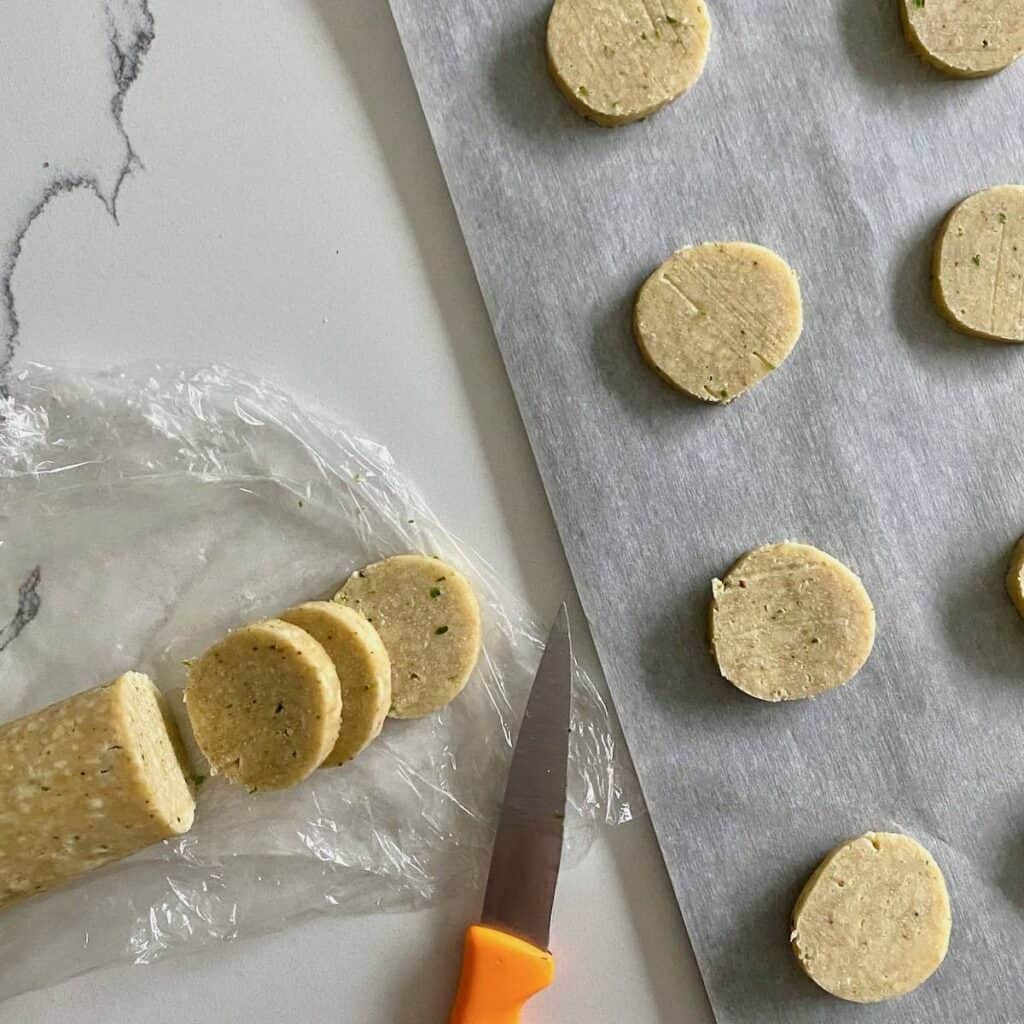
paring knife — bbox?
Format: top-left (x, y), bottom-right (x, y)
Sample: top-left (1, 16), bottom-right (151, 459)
top-left (448, 603), bottom-right (572, 1024)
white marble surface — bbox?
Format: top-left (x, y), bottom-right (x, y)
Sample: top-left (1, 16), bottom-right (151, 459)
top-left (0, 1), bottom-right (714, 1020)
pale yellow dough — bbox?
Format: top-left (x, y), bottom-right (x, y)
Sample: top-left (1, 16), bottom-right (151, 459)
top-left (901, 0), bottom-right (1024, 78)
top-left (185, 619), bottom-right (342, 791)
top-left (1006, 536), bottom-right (1024, 619)
top-left (792, 832), bottom-right (952, 1003)
top-left (634, 242), bottom-right (802, 403)
top-left (0, 672), bottom-right (194, 909)
top-left (710, 542), bottom-right (875, 701)
top-left (335, 555), bottom-right (482, 719)
top-left (279, 602), bottom-right (391, 766)
top-left (546, 0), bottom-right (711, 127)
top-left (933, 185), bottom-right (1024, 342)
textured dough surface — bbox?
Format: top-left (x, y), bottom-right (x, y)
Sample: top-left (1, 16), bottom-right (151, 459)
top-left (792, 832), bottom-right (952, 1003)
top-left (901, 0), bottom-right (1024, 77)
top-left (546, 0), bottom-right (710, 126)
top-left (0, 672), bottom-right (194, 910)
top-left (710, 542), bottom-right (875, 701)
top-left (933, 185), bottom-right (1024, 342)
top-left (634, 242), bottom-right (802, 403)
top-left (335, 555), bottom-right (482, 719)
top-left (1006, 536), bottom-right (1024, 619)
top-left (185, 619), bottom-right (341, 790)
top-left (279, 602), bottom-right (391, 766)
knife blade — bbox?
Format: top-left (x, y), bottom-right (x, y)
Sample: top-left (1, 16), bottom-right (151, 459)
top-left (448, 603), bottom-right (572, 1024)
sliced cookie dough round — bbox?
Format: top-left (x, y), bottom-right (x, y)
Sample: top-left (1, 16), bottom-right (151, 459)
top-left (792, 832), bottom-right (952, 1003)
top-left (933, 185), bottom-right (1024, 342)
top-left (546, 0), bottom-right (711, 127)
top-left (1006, 535), bottom-right (1024, 619)
top-left (634, 242), bottom-right (802, 403)
top-left (335, 554), bottom-right (482, 719)
top-left (710, 541), bottom-right (875, 701)
top-left (278, 601), bottom-right (391, 766)
top-left (901, 0), bottom-right (1024, 78)
top-left (185, 619), bottom-right (342, 791)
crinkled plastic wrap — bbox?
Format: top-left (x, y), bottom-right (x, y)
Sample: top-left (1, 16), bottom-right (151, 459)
top-left (0, 362), bottom-right (638, 1001)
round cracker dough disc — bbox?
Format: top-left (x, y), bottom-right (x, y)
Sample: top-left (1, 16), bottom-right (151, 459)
top-left (709, 542), bottom-right (875, 701)
top-left (279, 601), bottom-right (391, 766)
top-left (933, 185), bottom-right (1024, 343)
top-left (185, 619), bottom-right (342, 791)
top-left (335, 555), bottom-right (482, 719)
top-left (634, 242), bottom-right (802, 403)
top-left (901, 0), bottom-right (1024, 78)
top-left (1006, 535), bottom-right (1024, 619)
top-left (546, 0), bottom-right (711, 127)
top-left (792, 832), bottom-right (952, 1003)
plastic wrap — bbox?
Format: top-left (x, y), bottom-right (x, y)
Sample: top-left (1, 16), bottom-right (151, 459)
top-left (0, 361), bottom-right (638, 1001)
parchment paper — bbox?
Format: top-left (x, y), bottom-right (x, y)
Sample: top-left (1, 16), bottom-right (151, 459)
top-left (386, 0), bottom-right (1024, 1019)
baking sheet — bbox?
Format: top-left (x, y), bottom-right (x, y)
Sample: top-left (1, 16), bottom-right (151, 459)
top-left (386, 0), bottom-right (1024, 1019)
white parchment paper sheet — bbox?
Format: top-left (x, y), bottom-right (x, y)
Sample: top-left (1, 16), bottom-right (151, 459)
top-left (387, 0), bottom-right (1024, 1018)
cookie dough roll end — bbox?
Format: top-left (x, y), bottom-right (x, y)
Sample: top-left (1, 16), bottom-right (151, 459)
top-left (792, 832), bottom-right (951, 1002)
top-left (0, 672), bottom-right (195, 910)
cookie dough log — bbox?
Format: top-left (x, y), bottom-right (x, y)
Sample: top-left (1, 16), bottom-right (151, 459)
top-left (185, 619), bottom-right (341, 791)
top-left (278, 602), bottom-right (391, 766)
top-left (546, 0), bottom-right (711, 126)
top-left (792, 832), bottom-right (952, 1003)
top-left (710, 542), bottom-right (875, 701)
top-left (901, 0), bottom-right (1024, 78)
top-left (933, 185), bottom-right (1024, 342)
top-left (335, 555), bottom-right (482, 719)
top-left (0, 672), bottom-right (195, 910)
top-left (634, 242), bottom-right (802, 403)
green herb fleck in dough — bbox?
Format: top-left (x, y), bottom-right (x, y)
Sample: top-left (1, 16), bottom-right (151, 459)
top-left (577, 84), bottom-right (588, 96)
top-left (999, 212), bottom-right (1008, 224)
top-left (913, 0), bottom-right (924, 7)
top-left (435, 625), bottom-right (449, 635)
top-left (972, 254), bottom-right (981, 267)
top-left (666, 14), bottom-right (679, 23)
top-left (429, 587), bottom-right (442, 598)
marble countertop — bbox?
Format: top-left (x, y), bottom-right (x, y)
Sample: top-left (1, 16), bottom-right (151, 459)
top-left (0, 2), bottom-right (713, 1020)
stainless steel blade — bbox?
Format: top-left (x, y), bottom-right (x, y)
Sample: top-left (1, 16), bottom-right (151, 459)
top-left (480, 603), bottom-right (572, 951)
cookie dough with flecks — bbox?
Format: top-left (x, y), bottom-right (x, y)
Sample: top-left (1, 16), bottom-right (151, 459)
top-left (546, 0), bottom-right (711, 126)
top-left (792, 832), bottom-right (952, 1003)
top-left (185, 619), bottom-right (342, 791)
top-left (901, 0), bottom-right (1024, 78)
top-left (933, 185), bottom-right (1024, 342)
top-left (335, 555), bottom-right (482, 719)
top-left (634, 242), bottom-right (802, 403)
top-left (709, 541), bottom-right (875, 701)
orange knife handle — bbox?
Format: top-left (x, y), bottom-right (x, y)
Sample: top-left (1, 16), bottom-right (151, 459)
top-left (448, 925), bottom-right (555, 1024)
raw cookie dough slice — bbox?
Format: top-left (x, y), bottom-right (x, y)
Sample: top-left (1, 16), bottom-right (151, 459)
top-left (0, 672), bottom-right (195, 909)
top-left (901, 0), bottom-right (1024, 78)
top-left (1006, 535), bottom-right (1024, 619)
top-left (335, 555), bottom-right (482, 719)
top-left (185, 619), bottom-right (341, 791)
top-left (278, 601), bottom-right (391, 766)
top-left (634, 242), bottom-right (802, 403)
top-left (710, 541), bottom-right (875, 701)
top-left (792, 832), bottom-right (952, 1003)
top-left (546, 0), bottom-right (711, 127)
top-left (933, 185), bottom-right (1024, 342)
